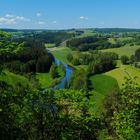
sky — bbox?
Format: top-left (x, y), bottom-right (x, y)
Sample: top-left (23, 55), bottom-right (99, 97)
top-left (0, 0), bottom-right (140, 29)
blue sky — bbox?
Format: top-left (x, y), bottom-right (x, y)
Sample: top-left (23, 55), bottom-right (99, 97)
top-left (0, 0), bottom-right (140, 29)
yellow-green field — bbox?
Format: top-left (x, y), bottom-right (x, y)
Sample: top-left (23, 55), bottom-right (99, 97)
top-left (45, 43), bottom-right (55, 48)
top-left (105, 64), bottom-right (140, 87)
top-left (101, 45), bottom-right (140, 57)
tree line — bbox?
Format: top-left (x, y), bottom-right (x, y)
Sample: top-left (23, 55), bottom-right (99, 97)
top-left (66, 36), bottom-right (122, 51)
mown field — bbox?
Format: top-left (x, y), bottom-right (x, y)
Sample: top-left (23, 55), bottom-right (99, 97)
top-left (89, 74), bottom-right (118, 114)
top-left (89, 63), bottom-right (140, 113)
top-left (105, 64), bottom-right (140, 87)
top-left (101, 45), bottom-right (140, 57)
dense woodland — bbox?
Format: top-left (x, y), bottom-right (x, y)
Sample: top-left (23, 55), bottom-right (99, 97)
top-left (15, 31), bottom-right (75, 46)
top-left (0, 32), bottom-right (54, 73)
top-left (0, 30), bottom-right (140, 140)
top-left (66, 36), bottom-right (122, 51)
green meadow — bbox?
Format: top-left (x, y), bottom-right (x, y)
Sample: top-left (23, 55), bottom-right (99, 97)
top-left (0, 70), bottom-right (30, 87)
top-left (101, 45), bottom-right (140, 57)
top-left (36, 66), bottom-right (65, 88)
top-left (89, 74), bottom-right (118, 114)
top-left (48, 47), bottom-right (72, 64)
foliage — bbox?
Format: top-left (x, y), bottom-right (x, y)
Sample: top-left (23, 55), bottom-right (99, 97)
top-left (102, 79), bottom-right (140, 140)
top-left (88, 52), bottom-right (117, 75)
top-left (0, 35), bottom-right (54, 73)
top-left (135, 48), bottom-right (140, 61)
top-left (15, 31), bottom-right (75, 46)
top-left (0, 81), bottom-right (102, 140)
top-left (70, 68), bottom-right (88, 90)
top-left (49, 63), bottom-right (59, 79)
top-left (120, 55), bottom-right (129, 64)
top-left (66, 36), bottom-right (122, 51)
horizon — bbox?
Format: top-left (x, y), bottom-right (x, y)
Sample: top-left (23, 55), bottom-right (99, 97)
top-left (0, 0), bottom-right (140, 29)
top-left (2, 27), bottom-right (140, 31)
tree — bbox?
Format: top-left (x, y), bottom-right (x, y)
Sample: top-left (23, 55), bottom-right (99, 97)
top-left (67, 53), bottom-right (73, 62)
top-left (72, 58), bottom-right (80, 66)
top-left (49, 63), bottom-right (58, 79)
top-left (135, 48), bottom-right (140, 61)
top-left (130, 55), bottom-right (136, 64)
top-left (70, 69), bottom-right (88, 90)
top-left (120, 55), bottom-right (129, 64)
top-left (36, 55), bottom-right (53, 73)
top-left (102, 79), bottom-right (140, 139)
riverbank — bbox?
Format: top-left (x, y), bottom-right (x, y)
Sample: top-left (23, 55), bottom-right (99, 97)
top-left (36, 64), bottom-right (65, 89)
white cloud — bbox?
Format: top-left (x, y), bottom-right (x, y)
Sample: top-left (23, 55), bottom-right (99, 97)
top-left (5, 14), bottom-right (14, 18)
top-left (15, 16), bottom-right (30, 21)
top-left (36, 13), bottom-right (41, 17)
top-left (0, 14), bottom-right (30, 25)
top-left (0, 17), bottom-right (16, 25)
top-left (53, 21), bottom-right (57, 24)
top-left (38, 21), bottom-right (45, 25)
top-left (80, 16), bottom-right (88, 20)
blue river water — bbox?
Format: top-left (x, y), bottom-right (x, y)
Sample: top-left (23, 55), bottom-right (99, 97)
top-left (47, 49), bottom-right (74, 90)
top-left (54, 59), bottom-right (73, 89)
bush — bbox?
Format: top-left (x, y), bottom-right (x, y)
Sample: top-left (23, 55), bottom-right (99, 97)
top-left (120, 55), bottom-right (129, 64)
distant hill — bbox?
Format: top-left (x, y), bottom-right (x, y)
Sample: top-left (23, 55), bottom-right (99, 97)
top-left (1, 28), bottom-right (140, 33)
top-left (94, 28), bottom-right (140, 33)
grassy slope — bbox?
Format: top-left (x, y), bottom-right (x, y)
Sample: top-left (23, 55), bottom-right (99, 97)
top-left (105, 64), bottom-right (140, 87)
top-left (48, 47), bottom-right (88, 70)
top-left (0, 70), bottom-right (30, 87)
top-left (101, 45), bottom-right (140, 57)
top-left (36, 73), bottom-right (52, 88)
top-left (36, 66), bottom-right (65, 88)
top-left (89, 74), bottom-right (118, 114)
top-left (45, 43), bottom-right (55, 48)
top-left (89, 60), bottom-right (140, 113)
top-left (48, 47), bottom-right (72, 64)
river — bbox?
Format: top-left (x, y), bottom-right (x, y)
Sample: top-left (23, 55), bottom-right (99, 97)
top-left (47, 49), bottom-right (74, 89)
top-left (54, 59), bottom-right (73, 89)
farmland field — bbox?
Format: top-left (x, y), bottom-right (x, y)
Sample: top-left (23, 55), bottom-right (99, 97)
top-left (89, 74), bottom-right (118, 113)
top-left (101, 45), bottom-right (140, 57)
top-left (105, 64), bottom-right (140, 87)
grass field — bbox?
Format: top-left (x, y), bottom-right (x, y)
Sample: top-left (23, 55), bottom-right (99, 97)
top-left (45, 43), bottom-right (55, 48)
top-left (48, 46), bottom-right (88, 69)
top-left (101, 45), bottom-right (140, 57)
top-left (36, 73), bottom-right (53, 88)
top-left (48, 47), bottom-right (72, 64)
top-left (0, 70), bottom-right (30, 87)
top-left (89, 74), bottom-right (118, 114)
top-left (88, 61), bottom-right (140, 114)
top-left (105, 64), bottom-right (140, 87)
top-left (77, 29), bottom-right (95, 38)
top-left (36, 66), bottom-right (65, 88)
